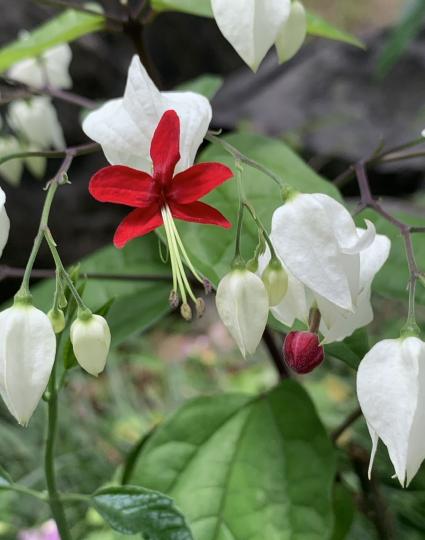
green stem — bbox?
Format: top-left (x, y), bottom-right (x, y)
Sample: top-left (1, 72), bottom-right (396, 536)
top-left (44, 346), bottom-right (72, 540)
top-left (233, 164), bottom-right (245, 263)
top-left (16, 183), bottom-right (58, 300)
top-left (44, 229), bottom-right (87, 312)
top-left (243, 202), bottom-right (277, 260)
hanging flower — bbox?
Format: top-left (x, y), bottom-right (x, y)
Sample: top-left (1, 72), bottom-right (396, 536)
top-left (216, 268), bottom-right (269, 357)
top-left (89, 109), bottom-right (233, 316)
top-left (211, 0), bottom-right (307, 71)
top-left (8, 43), bottom-right (72, 89)
top-left (70, 314), bottom-right (111, 376)
top-left (271, 192), bottom-right (376, 311)
top-left (8, 96), bottom-right (65, 151)
top-left (0, 302), bottom-right (56, 426)
top-left (0, 187), bottom-right (10, 258)
top-left (275, 1), bottom-right (307, 63)
top-left (357, 337), bottom-right (425, 487)
top-left (83, 55), bottom-right (212, 173)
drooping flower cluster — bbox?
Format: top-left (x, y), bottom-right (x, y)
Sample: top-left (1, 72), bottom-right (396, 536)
top-left (211, 0), bottom-right (307, 71)
top-left (0, 44), bottom-right (70, 185)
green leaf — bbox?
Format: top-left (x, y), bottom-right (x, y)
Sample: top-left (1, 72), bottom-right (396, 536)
top-left (306, 12), bottom-right (365, 49)
top-left (326, 329), bottom-right (370, 370)
top-left (168, 132), bottom-right (341, 287)
top-left (131, 380), bottom-right (336, 540)
top-left (92, 485), bottom-right (193, 539)
top-left (0, 465), bottom-right (12, 488)
top-left (177, 75), bottom-right (223, 99)
top-left (152, 0), bottom-right (213, 17)
top-left (30, 235), bottom-right (171, 346)
top-left (377, 0), bottom-right (425, 77)
top-left (0, 8), bottom-right (106, 73)
top-left (331, 484), bottom-right (355, 540)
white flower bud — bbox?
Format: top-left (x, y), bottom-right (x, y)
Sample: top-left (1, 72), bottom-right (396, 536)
top-left (261, 258), bottom-right (288, 306)
top-left (216, 269), bottom-right (269, 357)
top-left (47, 308), bottom-right (65, 334)
top-left (70, 314), bottom-right (111, 376)
top-left (357, 337), bottom-right (425, 486)
top-left (0, 303), bottom-right (56, 426)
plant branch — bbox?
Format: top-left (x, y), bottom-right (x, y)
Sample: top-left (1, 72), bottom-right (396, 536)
top-left (0, 142), bottom-right (100, 167)
top-left (354, 162), bottom-right (423, 331)
top-left (1, 76), bottom-right (97, 109)
top-left (30, 0), bottom-right (125, 23)
top-left (331, 407), bottom-right (362, 442)
top-left (262, 327), bottom-right (290, 380)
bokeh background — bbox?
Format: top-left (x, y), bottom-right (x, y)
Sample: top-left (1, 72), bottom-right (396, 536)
top-left (0, 1), bottom-right (424, 539)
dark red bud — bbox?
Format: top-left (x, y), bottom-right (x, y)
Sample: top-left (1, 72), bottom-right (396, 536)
top-left (283, 331), bottom-right (324, 374)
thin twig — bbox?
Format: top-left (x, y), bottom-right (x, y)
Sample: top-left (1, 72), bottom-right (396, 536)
top-left (331, 407), bottom-right (362, 442)
top-left (1, 77), bottom-right (97, 109)
top-left (0, 142), bottom-right (100, 167)
top-left (262, 327), bottom-right (290, 380)
top-left (30, 0), bottom-right (126, 23)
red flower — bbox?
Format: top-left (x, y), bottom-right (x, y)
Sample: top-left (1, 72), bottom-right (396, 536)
top-left (89, 110), bottom-right (233, 248)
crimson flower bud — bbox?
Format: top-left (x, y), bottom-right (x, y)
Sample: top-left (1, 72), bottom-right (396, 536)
top-left (283, 331), bottom-right (324, 374)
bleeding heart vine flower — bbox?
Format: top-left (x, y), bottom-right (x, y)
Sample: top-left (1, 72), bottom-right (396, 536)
top-left (357, 336), bottom-right (425, 487)
top-left (216, 268), bottom-right (269, 357)
top-left (89, 109), bottom-right (233, 317)
top-left (271, 192), bottom-right (376, 311)
top-left (0, 301), bottom-right (56, 426)
top-left (211, 0), bottom-right (307, 71)
top-left (83, 55), bottom-right (212, 173)
top-left (8, 97), bottom-right (65, 151)
top-left (8, 43), bottom-right (72, 89)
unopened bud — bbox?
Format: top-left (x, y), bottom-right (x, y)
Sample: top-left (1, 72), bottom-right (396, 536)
top-left (169, 289), bottom-right (179, 308)
top-left (70, 314), bottom-right (111, 376)
top-left (180, 302), bottom-right (192, 321)
top-left (261, 259), bottom-right (288, 306)
top-left (195, 298), bottom-right (206, 318)
top-left (48, 308), bottom-right (65, 334)
top-left (283, 331), bottom-right (324, 374)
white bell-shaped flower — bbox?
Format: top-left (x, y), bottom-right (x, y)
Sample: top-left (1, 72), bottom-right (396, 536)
top-left (216, 268), bottom-right (269, 357)
top-left (0, 135), bottom-right (23, 186)
top-left (83, 55), bottom-right (212, 173)
top-left (8, 44), bottom-right (72, 89)
top-left (0, 303), bottom-right (56, 426)
top-left (357, 337), bottom-right (425, 486)
top-left (8, 97), bottom-right (65, 150)
top-left (275, 1), bottom-right (307, 62)
top-left (318, 231), bottom-right (391, 342)
top-left (211, 0), bottom-right (291, 71)
top-left (271, 192), bottom-right (376, 311)
top-left (70, 314), bottom-right (111, 376)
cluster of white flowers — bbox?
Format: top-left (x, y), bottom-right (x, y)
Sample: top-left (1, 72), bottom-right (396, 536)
top-left (0, 44), bottom-right (70, 185)
top-left (211, 0), bottom-right (307, 70)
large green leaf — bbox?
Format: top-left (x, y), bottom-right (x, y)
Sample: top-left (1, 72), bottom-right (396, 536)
top-left (170, 132), bottom-right (341, 286)
top-left (131, 380), bottom-right (336, 540)
top-left (92, 485), bottom-right (193, 539)
top-left (0, 8), bottom-right (106, 73)
top-left (331, 485), bottom-right (355, 540)
top-left (177, 75), bottom-right (223, 99)
top-left (30, 235), bottom-right (171, 346)
top-left (326, 329), bottom-right (370, 370)
top-left (306, 13), bottom-right (365, 49)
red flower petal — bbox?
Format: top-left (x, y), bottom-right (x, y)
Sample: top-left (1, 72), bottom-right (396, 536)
top-left (113, 205), bottom-right (163, 248)
top-left (150, 110), bottom-right (181, 185)
top-left (167, 163), bottom-right (233, 204)
top-left (90, 166), bottom-right (157, 208)
top-left (169, 201), bottom-right (231, 228)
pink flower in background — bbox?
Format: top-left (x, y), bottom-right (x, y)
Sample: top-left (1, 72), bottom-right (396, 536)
top-left (18, 520), bottom-right (60, 540)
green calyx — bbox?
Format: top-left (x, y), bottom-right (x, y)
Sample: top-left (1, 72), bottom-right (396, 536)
top-left (77, 308), bottom-right (93, 322)
top-left (281, 185), bottom-right (299, 203)
top-left (261, 258), bottom-right (288, 306)
top-left (231, 255), bottom-right (246, 271)
top-left (13, 290), bottom-right (33, 306)
top-left (400, 321), bottom-right (422, 339)
top-left (48, 308), bottom-right (66, 334)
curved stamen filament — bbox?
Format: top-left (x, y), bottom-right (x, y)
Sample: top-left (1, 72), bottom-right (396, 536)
top-left (161, 205), bottom-right (202, 308)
